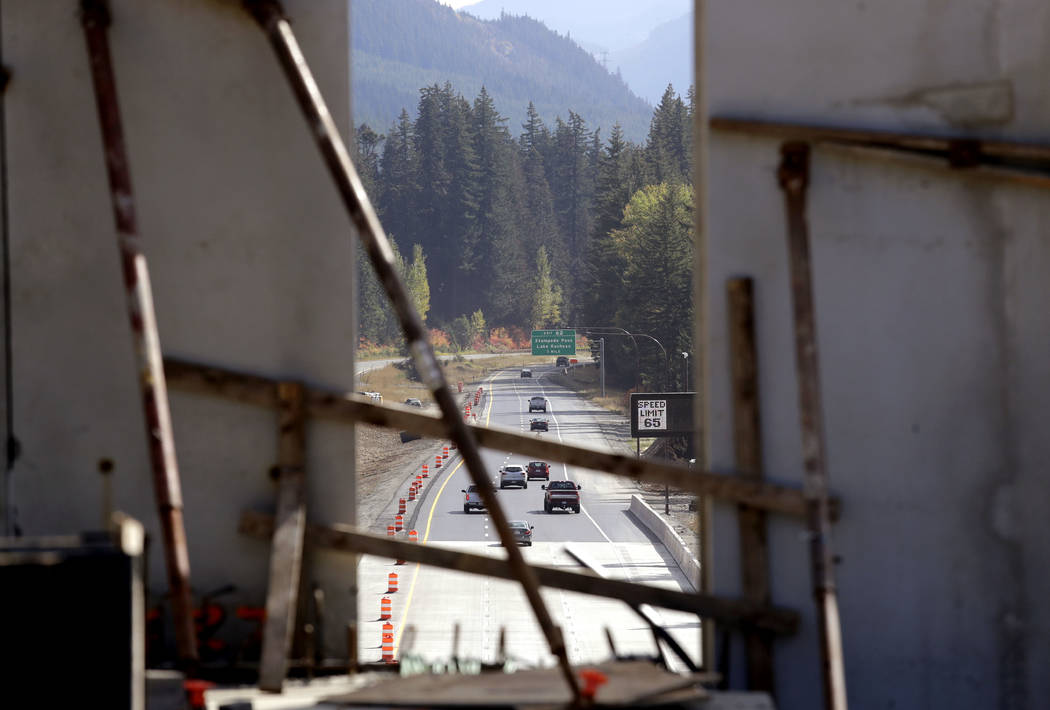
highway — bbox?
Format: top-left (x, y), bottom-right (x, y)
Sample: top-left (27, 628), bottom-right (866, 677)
top-left (357, 365), bottom-right (701, 670)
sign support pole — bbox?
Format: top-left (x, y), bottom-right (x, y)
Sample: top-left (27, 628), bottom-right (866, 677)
top-left (600, 338), bottom-right (605, 398)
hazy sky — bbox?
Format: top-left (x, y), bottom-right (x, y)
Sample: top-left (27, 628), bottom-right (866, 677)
top-left (440, 0), bottom-right (482, 8)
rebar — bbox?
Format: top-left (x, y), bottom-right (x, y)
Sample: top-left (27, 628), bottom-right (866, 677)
top-left (777, 142), bottom-right (848, 710)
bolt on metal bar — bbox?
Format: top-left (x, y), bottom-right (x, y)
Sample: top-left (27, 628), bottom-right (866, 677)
top-left (241, 1), bottom-right (580, 701)
top-left (79, 0), bottom-right (198, 667)
top-left (776, 142), bottom-right (848, 710)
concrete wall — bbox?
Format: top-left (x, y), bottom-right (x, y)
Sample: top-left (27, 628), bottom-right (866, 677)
top-left (704, 2), bottom-right (1050, 708)
top-left (2, 1), bottom-right (357, 656)
top-left (628, 494), bottom-right (701, 589)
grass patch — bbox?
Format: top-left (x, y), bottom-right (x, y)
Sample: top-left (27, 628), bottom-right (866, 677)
top-left (547, 364), bottom-right (629, 415)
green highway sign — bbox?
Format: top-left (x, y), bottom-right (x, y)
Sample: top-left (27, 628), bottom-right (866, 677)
top-left (531, 329), bottom-right (576, 356)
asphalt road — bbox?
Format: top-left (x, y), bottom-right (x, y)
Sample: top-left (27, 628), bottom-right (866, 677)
top-left (357, 365), bottom-right (701, 670)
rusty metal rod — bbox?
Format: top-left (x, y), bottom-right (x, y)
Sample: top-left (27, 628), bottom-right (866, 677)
top-left (163, 356), bottom-right (827, 517)
top-left (727, 277), bottom-right (775, 692)
top-left (712, 116), bottom-right (1050, 162)
top-left (239, 511), bottom-right (800, 634)
top-left (564, 544), bottom-right (700, 671)
top-left (79, 0), bottom-right (197, 667)
top-left (776, 142), bottom-right (847, 710)
top-left (712, 116), bottom-right (1050, 191)
top-left (241, 1), bottom-right (579, 700)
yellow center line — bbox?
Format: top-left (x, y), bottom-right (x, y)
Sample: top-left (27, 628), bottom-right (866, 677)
top-left (392, 370), bottom-right (501, 654)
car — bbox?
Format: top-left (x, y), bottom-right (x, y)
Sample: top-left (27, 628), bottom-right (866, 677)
top-left (499, 464), bottom-right (527, 489)
top-left (528, 396), bottom-right (548, 412)
top-left (530, 418), bottom-right (548, 432)
top-left (404, 398), bottom-right (423, 407)
top-left (358, 391), bottom-right (383, 403)
top-left (506, 520), bottom-right (534, 546)
top-left (555, 356), bottom-right (569, 367)
top-left (526, 461), bottom-right (550, 480)
top-left (542, 480), bottom-right (582, 513)
top-left (520, 369), bottom-right (532, 378)
top-left (461, 484), bottom-right (485, 513)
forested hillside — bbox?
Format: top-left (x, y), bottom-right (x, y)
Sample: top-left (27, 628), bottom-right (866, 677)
top-left (350, 0), bottom-right (653, 142)
top-left (354, 83), bottom-right (695, 391)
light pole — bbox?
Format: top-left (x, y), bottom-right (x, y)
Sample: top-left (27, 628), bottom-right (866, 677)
top-left (681, 352), bottom-right (690, 391)
top-left (571, 326), bottom-right (641, 390)
top-left (632, 333), bottom-right (668, 392)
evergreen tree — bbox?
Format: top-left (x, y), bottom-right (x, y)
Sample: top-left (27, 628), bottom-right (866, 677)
top-left (646, 84), bottom-right (690, 184)
top-left (353, 123), bottom-right (384, 201)
top-left (581, 124), bottom-right (631, 328)
top-left (549, 111), bottom-right (594, 318)
top-left (530, 246), bottom-right (563, 329)
top-left (411, 83), bottom-right (479, 322)
top-left (378, 110), bottom-right (417, 244)
top-left (613, 183), bottom-right (693, 389)
top-left (357, 237), bottom-right (404, 345)
top-left (469, 309), bottom-right (486, 347)
top-left (405, 243), bottom-right (431, 324)
top-left (468, 87), bottom-right (519, 313)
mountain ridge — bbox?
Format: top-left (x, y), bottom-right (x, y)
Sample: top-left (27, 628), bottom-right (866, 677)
top-left (350, 0), bottom-right (654, 141)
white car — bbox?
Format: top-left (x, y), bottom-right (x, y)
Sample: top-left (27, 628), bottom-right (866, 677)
top-left (499, 464), bottom-right (528, 489)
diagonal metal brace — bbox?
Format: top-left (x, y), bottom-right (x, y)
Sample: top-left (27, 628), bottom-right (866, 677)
top-left (241, 1), bottom-right (580, 701)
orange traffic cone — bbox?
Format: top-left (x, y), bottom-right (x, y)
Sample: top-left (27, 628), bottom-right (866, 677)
top-left (381, 622), bottom-right (394, 662)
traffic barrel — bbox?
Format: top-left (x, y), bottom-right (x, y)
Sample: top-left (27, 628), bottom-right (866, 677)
top-left (408, 486), bottom-right (415, 502)
top-left (416, 474), bottom-right (423, 485)
top-left (387, 524), bottom-right (395, 537)
top-left (435, 454), bottom-right (442, 469)
top-left (409, 529), bottom-right (418, 543)
top-left (387, 572), bottom-right (398, 593)
top-left (442, 445), bottom-right (449, 459)
top-left (422, 464), bottom-right (429, 478)
top-left (380, 597), bottom-right (391, 620)
top-left (381, 622), bottom-right (394, 662)
top-left (395, 514), bottom-right (403, 531)
top-left (398, 498), bottom-right (406, 514)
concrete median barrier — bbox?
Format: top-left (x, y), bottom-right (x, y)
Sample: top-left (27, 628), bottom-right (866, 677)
top-left (628, 494), bottom-right (700, 589)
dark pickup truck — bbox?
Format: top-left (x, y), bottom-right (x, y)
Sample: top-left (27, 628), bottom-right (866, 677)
top-left (542, 480), bottom-right (581, 513)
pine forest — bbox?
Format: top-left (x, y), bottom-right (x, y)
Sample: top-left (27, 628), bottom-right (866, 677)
top-left (354, 83), bottom-right (694, 392)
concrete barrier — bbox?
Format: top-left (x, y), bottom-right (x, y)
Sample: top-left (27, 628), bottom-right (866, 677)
top-left (628, 494), bottom-right (701, 589)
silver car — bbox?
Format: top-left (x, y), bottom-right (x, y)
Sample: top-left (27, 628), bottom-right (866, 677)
top-left (507, 520), bottom-right (534, 546)
top-left (499, 464), bottom-right (528, 489)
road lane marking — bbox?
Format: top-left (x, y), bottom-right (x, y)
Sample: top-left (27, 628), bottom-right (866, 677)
top-left (393, 370), bottom-right (500, 654)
